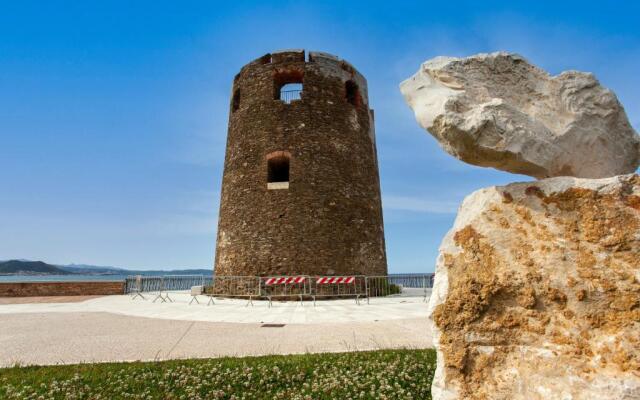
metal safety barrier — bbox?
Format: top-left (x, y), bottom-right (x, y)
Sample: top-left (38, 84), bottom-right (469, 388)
top-left (126, 275), bottom-right (165, 301)
top-left (162, 275), bottom-right (212, 291)
top-left (126, 274), bottom-right (213, 303)
top-left (206, 276), bottom-right (261, 306)
top-left (386, 273), bottom-right (435, 289)
top-left (366, 274), bottom-right (434, 304)
top-left (157, 275), bottom-right (207, 303)
top-left (311, 276), bottom-right (365, 305)
top-left (126, 275), bottom-right (212, 294)
top-left (260, 276), bottom-right (309, 307)
top-left (126, 273), bottom-right (435, 305)
top-left (127, 275), bottom-right (147, 300)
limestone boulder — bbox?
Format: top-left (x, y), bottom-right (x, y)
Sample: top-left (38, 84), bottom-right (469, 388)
top-left (428, 174), bottom-right (640, 400)
top-left (400, 52), bottom-right (640, 178)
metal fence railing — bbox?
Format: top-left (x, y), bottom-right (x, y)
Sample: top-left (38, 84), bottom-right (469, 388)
top-left (386, 273), bottom-right (435, 288)
top-left (162, 275), bottom-right (213, 291)
top-left (260, 276), bottom-right (310, 307)
top-left (126, 273), bottom-right (435, 304)
top-left (126, 275), bottom-right (213, 300)
top-left (206, 276), bottom-right (260, 305)
top-left (365, 275), bottom-right (433, 303)
top-left (279, 89), bottom-right (302, 103)
top-left (126, 275), bottom-right (162, 300)
top-left (310, 276), bottom-right (366, 305)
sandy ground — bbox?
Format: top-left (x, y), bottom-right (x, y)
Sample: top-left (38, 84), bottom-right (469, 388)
top-left (0, 294), bottom-right (432, 367)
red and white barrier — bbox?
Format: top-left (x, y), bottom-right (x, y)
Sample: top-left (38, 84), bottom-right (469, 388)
top-left (264, 276), bottom-right (306, 285)
top-left (316, 276), bottom-right (355, 284)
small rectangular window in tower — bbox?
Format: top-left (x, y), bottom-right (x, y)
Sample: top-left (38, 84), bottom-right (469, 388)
top-left (274, 69), bottom-right (304, 104)
top-left (267, 152), bottom-right (290, 190)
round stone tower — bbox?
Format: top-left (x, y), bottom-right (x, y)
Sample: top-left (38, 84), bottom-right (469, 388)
top-left (214, 50), bottom-right (387, 277)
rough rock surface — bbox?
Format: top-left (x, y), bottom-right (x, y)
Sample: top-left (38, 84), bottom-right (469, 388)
top-left (400, 52), bottom-right (640, 178)
top-left (427, 174), bottom-right (640, 400)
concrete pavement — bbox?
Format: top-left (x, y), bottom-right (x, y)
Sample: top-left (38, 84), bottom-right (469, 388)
top-left (0, 292), bottom-right (431, 324)
top-left (0, 293), bottom-right (432, 367)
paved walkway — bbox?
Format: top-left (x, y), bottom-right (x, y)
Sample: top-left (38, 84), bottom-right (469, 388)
top-left (0, 295), bottom-right (103, 304)
top-left (0, 293), bottom-right (432, 367)
top-left (0, 292), bottom-right (431, 324)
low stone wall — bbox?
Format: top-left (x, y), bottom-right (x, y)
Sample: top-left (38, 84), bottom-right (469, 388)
top-left (0, 281), bottom-right (125, 297)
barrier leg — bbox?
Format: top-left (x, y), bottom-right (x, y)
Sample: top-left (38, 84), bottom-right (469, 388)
top-left (189, 296), bottom-right (200, 305)
top-left (131, 291), bottom-right (145, 300)
top-left (423, 276), bottom-right (428, 302)
top-left (246, 296), bottom-right (253, 307)
top-left (165, 293), bottom-right (173, 303)
top-left (207, 296), bottom-right (215, 306)
top-left (313, 295), bottom-right (316, 307)
top-left (153, 293), bottom-right (165, 303)
top-left (365, 277), bottom-right (370, 305)
top-left (268, 296), bottom-right (272, 308)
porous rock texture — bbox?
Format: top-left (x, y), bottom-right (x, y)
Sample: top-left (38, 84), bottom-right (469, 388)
top-left (427, 174), bottom-right (640, 400)
top-left (400, 52), bottom-right (640, 179)
top-left (215, 50), bottom-right (387, 277)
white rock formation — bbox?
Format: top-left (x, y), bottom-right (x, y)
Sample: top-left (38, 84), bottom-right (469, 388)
top-left (427, 174), bottom-right (640, 400)
top-left (400, 52), bottom-right (640, 179)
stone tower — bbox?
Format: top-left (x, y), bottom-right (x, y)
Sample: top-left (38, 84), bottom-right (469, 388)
top-left (214, 50), bottom-right (387, 277)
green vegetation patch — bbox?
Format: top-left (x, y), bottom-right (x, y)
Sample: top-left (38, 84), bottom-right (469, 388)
top-left (0, 349), bottom-right (436, 400)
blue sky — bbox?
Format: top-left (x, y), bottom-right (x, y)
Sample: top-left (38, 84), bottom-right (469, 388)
top-left (1, 1), bottom-right (638, 271)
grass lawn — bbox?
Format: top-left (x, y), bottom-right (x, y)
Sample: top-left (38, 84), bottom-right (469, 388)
top-left (0, 349), bottom-right (436, 400)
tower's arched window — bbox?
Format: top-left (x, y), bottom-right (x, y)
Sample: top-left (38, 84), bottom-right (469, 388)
top-left (231, 88), bottom-right (241, 112)
top-left (274, 69), bottom-right (304, 103)
top-left (345, 80), bottom-right (361, 107)
top-left (267, 151), bottom-right (291, 190)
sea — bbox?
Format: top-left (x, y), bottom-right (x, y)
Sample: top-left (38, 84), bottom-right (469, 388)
top-left (0, 272), bottom-right (208, 283)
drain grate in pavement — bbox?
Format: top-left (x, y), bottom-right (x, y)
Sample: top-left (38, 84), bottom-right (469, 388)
top-left (261, 323), bottom-right (286, 328)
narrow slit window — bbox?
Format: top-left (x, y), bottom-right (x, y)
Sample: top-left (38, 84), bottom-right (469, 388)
top-left (345, 80), bottom-right (361, 107)
top-left (231, 89), bottom-right (241, 112)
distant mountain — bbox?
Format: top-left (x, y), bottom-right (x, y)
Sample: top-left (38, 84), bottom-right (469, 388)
top-left (58, 264), bottom-right (128, 275)
top-left (0, 260), bottom-right (73, 276)
top-left (0, 259), bottom-right (212, 276)
top-left (59, 264), bottom-right (212, 276)
top-left (141, 269), bottom-right (213, 275)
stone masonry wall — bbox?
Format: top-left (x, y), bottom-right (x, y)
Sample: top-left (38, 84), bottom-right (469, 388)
top-left (0, 281), bottom-right (125, 297)
top-left (214, 50), bottom-right (387, 277)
